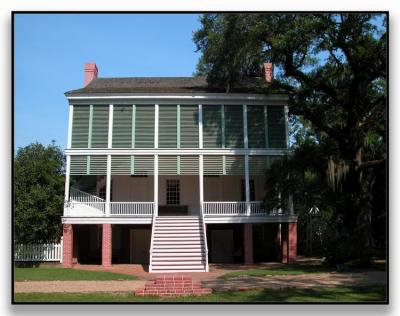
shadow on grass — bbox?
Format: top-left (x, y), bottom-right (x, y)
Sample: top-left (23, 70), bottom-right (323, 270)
top-left (14, 286), bottom-right (387, 303)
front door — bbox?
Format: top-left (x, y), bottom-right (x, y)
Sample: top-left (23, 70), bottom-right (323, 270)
top-left (130, 229), bottom-right (151, 264)
top-left (212, 229), bottom-right (234, 263)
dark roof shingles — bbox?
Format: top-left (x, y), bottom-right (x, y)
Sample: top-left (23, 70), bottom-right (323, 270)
top-left (65, 77), bottom-right (268, 95)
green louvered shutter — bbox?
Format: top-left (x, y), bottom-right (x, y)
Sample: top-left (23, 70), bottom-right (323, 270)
top-left (89, 156), bottom-right (107, 174)
top-left (159, 105), bottom-right (177, 148)
top-left (180, 105), bottom-right (199, 148)
top-left (70, 155), bottom-right (107, 175)
top-left (204, 156), bottom-right (223, 175)
top-left (111, 155), bottom-right (154, 175)
top-left (247, 105), bottom-right (266, 148)
top-left (159, 156), bottom-right (178, 175)
top-left (71, 106), bottom-right (90, 148)
top-left (180, 156), bottom-right (199, 175)
top-left (112, 105), bottom-right (132, 148)
top-left (225, 156), bottom-right (245, 175)
top-left (268, 106), bottom-right (287, 148)
top-left (134, 156), bottom-right (154, 175)
top-left (91, 105), bottom-right (109, 148)
top-left (249, 156), bottom-right (272, 176)
top-left (70, 155), bottom-right (88, 175)
top-left (111, 156), bottom-right (131, 175)
top-left (135, 105), bottom-right (154, 148)
top-left (224, 105), bottom-right (244, 148)
top-left (203, 105), bottom-right (222, 148)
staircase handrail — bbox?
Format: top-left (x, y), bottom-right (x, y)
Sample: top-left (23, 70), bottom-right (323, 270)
top-left (70, 187), bottom-right (105, 203)
top-left (200, 203), bottom-right (209, 272)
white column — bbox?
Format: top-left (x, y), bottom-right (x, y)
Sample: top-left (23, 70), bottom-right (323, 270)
top-left (108, 104), bottom-right (114, 148)
top-left (67, 104), bottom-right (74, 149)
top-left (198, 104), bottom-right (203, 149)
top-left (198, 104), bottom-right (204, 214)
top-left (65, 104), bottom-right (73, 216)
top-left (199, 154), bottom-right (204, 214)
top-left (105, 104), bottom-right (114, 216)
top-left (243, 105), bottom-right (250, 215)
top-left (105, 154), bottom-right (111, 216)
top-left (245, 155), bottom-right (250, 216)
top-left (154, 154), bottom-right (159, 216)
top-left (64, 155), bottom-right (71, 216)
top-left (243, 104), bottom-right (248, 149)
top-left (154, 104), bottom-right (159, 149)
top-left (154, 104), bottom-right (159, 217)
top-left (284, 105), bottom-right (290, 148)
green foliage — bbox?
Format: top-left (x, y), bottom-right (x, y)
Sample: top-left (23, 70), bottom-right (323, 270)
top-left (14, 268), bottom-right (137, 281)
top-left (14, 142), bottom-right (65, 243)
top-left (194, 13), bottom-right (387, 264)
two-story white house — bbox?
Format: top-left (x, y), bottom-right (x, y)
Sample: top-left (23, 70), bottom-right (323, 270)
top-left (61, 63), bottom-right (298, 273)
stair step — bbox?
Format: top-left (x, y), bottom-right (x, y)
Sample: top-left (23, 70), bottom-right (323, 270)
top-left (153, 240), bottom-right (204, 247)
top-left (156, 223), bottom-right (200, 226)
top-left (152, 256), bottom-right (203, 260)
top-left (154, 235), bottom-right (203, 242)
top-left (156, 216), bottom-right (200, 220)
top-left (151, 265), bottom-right (206, 269)
top-left (153, 250), bottom-right (205, 254)
top-left (154, 233), bottom-right (202, 237)
top-left (152, 260), bottom-right (205, 264)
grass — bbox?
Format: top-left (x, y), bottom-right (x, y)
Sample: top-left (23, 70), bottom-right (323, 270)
top-left (14, 268), bottom-right (138, 281)
top-left (218, 264), bottom-right (334, 279)
top-left (14, 285), bottom-right (387, 303)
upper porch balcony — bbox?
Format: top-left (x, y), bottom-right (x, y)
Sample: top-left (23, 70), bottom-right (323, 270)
top-left (64, 171), bottom-right (296, 224)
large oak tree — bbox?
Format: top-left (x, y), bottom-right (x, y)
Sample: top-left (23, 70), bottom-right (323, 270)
top-left (194, 13), bottom-right (387, 264)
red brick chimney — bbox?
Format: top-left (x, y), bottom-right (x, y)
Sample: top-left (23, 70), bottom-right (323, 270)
top-left (84, 63), bottom-right (98, 86)
top-left (263, 62), bottom-right (274, 83)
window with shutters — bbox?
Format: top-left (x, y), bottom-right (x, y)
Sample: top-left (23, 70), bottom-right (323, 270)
top-left (268, 106), bottom-right (287, 148)
top-left (180, 105), bottom-right (199, 148)
top-left (166, 179), bottom-right (180, 205)
top-left (91, 105), bottom-right (109, 148)
top-left (159, 105), bottom-right (177, 148)
top-left (203, 105), bottom-right (222, 148)
top-left (71, 106), bottom-right (90, 148)
top-left (112, 105), bottom-right (133, 148)
top-left (135, 105), bottom-right (154, 148)
top-left (224, 105), bottom-right (244, 148)
top-left (247, 105), bottom-right (266, 148)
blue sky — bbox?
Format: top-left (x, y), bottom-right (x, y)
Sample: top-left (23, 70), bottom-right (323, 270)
top-left (14, 13), bottom-right (201, 150)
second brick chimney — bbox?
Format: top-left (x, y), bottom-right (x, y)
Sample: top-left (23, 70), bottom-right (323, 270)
top-left (263, 62), bottom-right (274, 83)
top-left (84, 63), bottom-right (98, 86)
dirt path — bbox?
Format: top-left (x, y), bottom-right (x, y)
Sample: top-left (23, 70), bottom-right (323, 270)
top-left (204, 271), bottom-right (386, 292)
top-left (14, 280), bottom-right (146, 293)
top-left (14, 271), bottom-right (385, 293)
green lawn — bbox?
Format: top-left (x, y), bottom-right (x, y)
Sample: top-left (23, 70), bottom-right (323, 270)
top-left (14, 268), bottom-right (138, 281)
top-left (14, 286), bottom-right (386, 303)
top-left (218, 264), bottom-right (334, 279)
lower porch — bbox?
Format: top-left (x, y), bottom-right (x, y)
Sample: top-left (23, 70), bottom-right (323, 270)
top-left (62, 222), bottom-right (297, 269)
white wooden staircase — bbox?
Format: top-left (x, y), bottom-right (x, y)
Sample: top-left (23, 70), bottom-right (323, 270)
top-left (149, 216), bottom-right (208, 273)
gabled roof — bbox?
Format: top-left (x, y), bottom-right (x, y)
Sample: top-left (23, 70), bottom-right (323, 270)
top-left (65, 77), bottom-right (270, 96)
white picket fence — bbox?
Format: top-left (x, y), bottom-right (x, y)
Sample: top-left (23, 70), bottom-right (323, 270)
top-left (14, 238), bottom-right (63, 262)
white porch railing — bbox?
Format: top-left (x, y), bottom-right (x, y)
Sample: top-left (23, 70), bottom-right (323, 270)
top-left (14, 239), bottom-right (63, 262)
top-left (110, 202), bottom-right (154, 216)
top-left (203, 201), bottom-right (266, 216)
